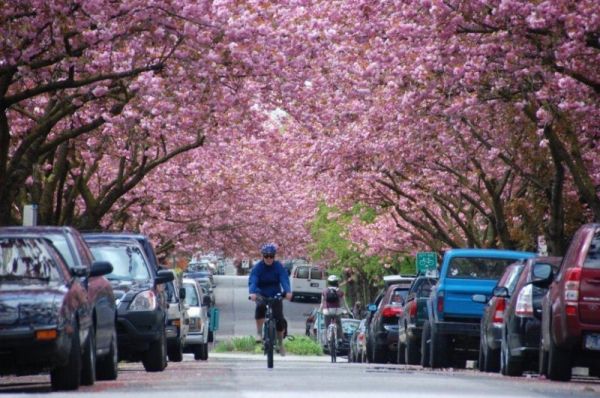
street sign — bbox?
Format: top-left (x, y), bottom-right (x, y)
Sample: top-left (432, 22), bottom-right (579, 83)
top-left (416, 252), bottom-right (437, 274)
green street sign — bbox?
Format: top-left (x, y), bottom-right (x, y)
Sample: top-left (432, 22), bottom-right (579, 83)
top-left (416, 252), bottom-right (437, 273)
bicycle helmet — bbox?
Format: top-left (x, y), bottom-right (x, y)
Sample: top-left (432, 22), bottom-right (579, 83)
top-left (260, 243), bottom-right (277, 256)
top-left (327, 275), bottom-right (339, 286)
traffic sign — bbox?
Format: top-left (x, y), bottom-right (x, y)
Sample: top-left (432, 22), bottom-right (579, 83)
top-left (416, 252), bottom-right (437, 273)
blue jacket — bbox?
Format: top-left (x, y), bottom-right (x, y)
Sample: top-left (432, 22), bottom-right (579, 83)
top-left (248, 260), bottom-right (291, 298)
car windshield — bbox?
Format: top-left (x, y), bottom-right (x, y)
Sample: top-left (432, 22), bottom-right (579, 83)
top-left (183, 283), bottom-right (199, 306)
top-left (0, 238), bottom-right (61, 281)
top-left (447, 257), bottom-right (517, 279)
top-left (89, 244), bottom-right (151, 281)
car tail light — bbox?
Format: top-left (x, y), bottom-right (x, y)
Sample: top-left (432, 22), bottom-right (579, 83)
top-left (437, 293), bottom-right (444, 313)
top-left (408, 300), bottom-right (417, 318)
top-left (172, 319), bottom-right (181, 327)
top-left (564, 268), bottom-right (581, 302)
top-left (492, 297), bottom-right (506, 325)
top-left (35, 329), bottom-right (58, 341)
top-left (515, 284), bottom-right (534, 318)
top-left (382, 305), bottom-right (403, 318)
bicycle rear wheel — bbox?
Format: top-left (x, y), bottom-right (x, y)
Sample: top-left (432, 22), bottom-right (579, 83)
top-left (328, 325), bottom-right (337, 363)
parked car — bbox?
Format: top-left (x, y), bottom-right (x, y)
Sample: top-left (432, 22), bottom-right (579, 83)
top-left (397, 275), bottom-right (437, 365)
top-left (366, 282), bottom-right (411, 363)
top-left (474, 262), bottom-right (525, 373)
top-left (536, 224), bottom-right (600, 381)
top-left (290, 264), bottom-right (325, 302)
top-left (424, 249), bottom-right (536, 369)
top-left (164, 272), bottom-right (189, 362)
top-left (496, 256), bottom-right (562, 376)
top-left (0, 226), bottom-right (118, 382)
top-left (84, 238), bottom-right (174, 372)
top-left (349, 318), bottom-right (368, 363)
top-left (185, 262), bottom-right (215, 288)
top-left (182, 278), bottom-right (211, 360)
top-left (314, 310), bottom-right (358, 356)
top-left (0, 236), bottom-right (97, 390)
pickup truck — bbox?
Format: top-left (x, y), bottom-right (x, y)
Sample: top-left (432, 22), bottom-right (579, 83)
top-left (423, 248), bottom-right (535, 369)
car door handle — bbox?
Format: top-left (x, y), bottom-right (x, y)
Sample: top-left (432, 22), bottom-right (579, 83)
top-left (587, 279), bottom-right (600, 285)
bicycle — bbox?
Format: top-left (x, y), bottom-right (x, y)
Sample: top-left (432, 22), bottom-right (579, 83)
top-left (326, 316), bottom-right (338, 363)
top-left (252, 294), bottom-right (283, 368)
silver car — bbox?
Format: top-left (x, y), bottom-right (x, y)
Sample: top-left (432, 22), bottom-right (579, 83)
top-left (181, 278), bottom-right (210, 360)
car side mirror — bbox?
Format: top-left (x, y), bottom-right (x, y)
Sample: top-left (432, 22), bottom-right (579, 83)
top-left (202, 294), bottom-right (212, 307)
top-left (71, 265), bottom-right (89, 278)
top-left (155, 270), bottom-right (175, 285)
top-left (492, 286), bottom-right (509, 298)
top-left (179, 287), bottom-right (186, 300)
top-left (531, 263), bottom-right (554, 287)
top-left (89, 261), bottom-right (113, 277)
top-left (471, 294), bottom-right (487, 304)
top-left (367, 304), bottom-right (377, 312)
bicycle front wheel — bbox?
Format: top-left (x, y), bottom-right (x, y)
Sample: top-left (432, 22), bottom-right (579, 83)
top-left (267, 320), bottom-right (276, 368)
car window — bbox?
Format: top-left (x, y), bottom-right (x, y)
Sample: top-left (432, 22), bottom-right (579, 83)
top-left (499, 264), bottom-right (525, 294)
top-left (390, 288), bottom-right (407, 305)
top-left (584, 233), bottom-right (600, 269)
top-left (342, 320), bottom-right (360, 335)
top-left (45, 234), bottom-right (76, 268)
top-left (310, 267), bottom-right (323, 279)
top-left (0, 238), bottom-right (62, 281)
top-left (89, 244), bottom-right (151, 281)
top-left (447, 257), bottom-right (517, 279)
top-left (183, 283), bottom-right (199, 306)
top-left (296, 267), bottom-right (309, 279)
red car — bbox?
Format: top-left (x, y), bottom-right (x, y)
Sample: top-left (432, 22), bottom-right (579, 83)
top-left (536, 223), bottom-right (600, 381)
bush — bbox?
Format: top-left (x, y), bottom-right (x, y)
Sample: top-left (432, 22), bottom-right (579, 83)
top-left (284, 336), bottom-right (323, 356)
top-left (213, 335), bottom-right (323, 356)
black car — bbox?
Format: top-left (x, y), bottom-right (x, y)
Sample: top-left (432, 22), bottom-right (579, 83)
top-left (397, 276), bottom-right (437, 364)
top-left (499, 256), bottom-right (562, 376)
top-left (366, 280), bottom-right (413, 363)
top-left (0, 226), bottom-right (118, 382)
top-left (0, 236), bottom-right (102, 390)
top-left (474, 262), bottom-right (525, 373)
top-left (84, 238), bottom-right (174, 372)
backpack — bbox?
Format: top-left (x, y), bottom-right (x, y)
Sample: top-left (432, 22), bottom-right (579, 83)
top-left (325, 287), bottom-right (340, 304)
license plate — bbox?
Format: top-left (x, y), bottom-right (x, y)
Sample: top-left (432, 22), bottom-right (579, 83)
top-left (310, 282), bottom-right (319, 287)
top-left (585, 334), bottom-right (600, 351)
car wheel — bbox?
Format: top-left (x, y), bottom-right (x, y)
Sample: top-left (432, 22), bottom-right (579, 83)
top-left (405, 336), bottom-right (420, 365)
top-left (429, 325), bottom-right (449, 369)
top-left (51, 324), bottom-right (82, 391)
top-left (194, 345), bottom-right (203, 360)
top-left (501, 334), bottom-right (523, 377)
top-left (168, 339), bottom-right (184, 362)
top-left (143, 328), bottom-right (167, 372)
top-left (547, 334), bottom-right (572, 381)
top-left (208, 330), bottom-right (214, 343)
top-left (478, 338), bottom-right (485, 372)
top-left (420, 321), bottom-right (431, 368)
top-left (96, 330), bottom-right (118, 380)
top-left (81, 327), bottom-right (96, 386)
top-left (200, 343), bottom-right (209, 360)
top-left (372, 343), bottom-right (387, 363)
top-left (483, 342), bottom-right (500, 373)
top-left (397, 342), bottom-right (406, 364)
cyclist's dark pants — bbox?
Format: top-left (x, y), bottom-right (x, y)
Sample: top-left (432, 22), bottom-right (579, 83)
top-left (324, 314), bottom-right (343, 340)
top-left (255, 299), bottom-right (285, 332)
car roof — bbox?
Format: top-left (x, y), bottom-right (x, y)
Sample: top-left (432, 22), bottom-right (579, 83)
top-left (0, 225), bottom-right (76, 234)
top-left (82, 231), bottom-right (149, 240)
top-left (444, 248), bottom-right (536, 259)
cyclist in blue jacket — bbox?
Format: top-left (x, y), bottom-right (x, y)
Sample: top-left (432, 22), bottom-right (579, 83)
top-left (249, 243), bottom-right (292, 355)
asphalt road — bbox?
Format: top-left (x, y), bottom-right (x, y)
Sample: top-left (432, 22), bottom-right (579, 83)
top-left (2, 272), bottom-right (600, 397)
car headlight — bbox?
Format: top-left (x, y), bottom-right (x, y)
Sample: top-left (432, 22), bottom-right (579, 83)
top-left (129, 290), bottom-right (157, 311)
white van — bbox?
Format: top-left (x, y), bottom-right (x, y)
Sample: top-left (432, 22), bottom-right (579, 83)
top-left (290, 265), bottom-right (325, 302)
